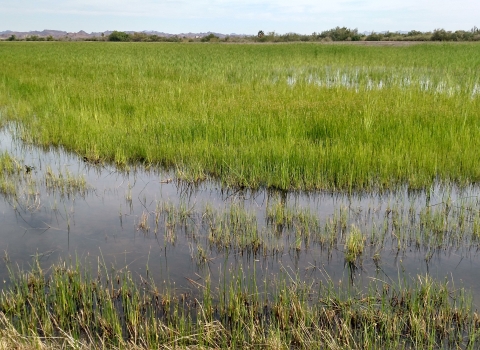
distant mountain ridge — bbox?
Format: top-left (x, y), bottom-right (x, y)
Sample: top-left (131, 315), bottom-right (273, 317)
top-left (0, 29), bottom-right (244, 39)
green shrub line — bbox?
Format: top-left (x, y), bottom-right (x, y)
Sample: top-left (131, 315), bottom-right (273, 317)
top-left (3, 26), bottom-right (480, 42)
top-left (0, 42), bottom-right (479, 192)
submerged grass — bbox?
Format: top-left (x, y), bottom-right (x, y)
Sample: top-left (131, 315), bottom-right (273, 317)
top-left (345, 225), bottom-right (365, 264)
top-left (0, 151), bottom-right (21, 196)
top-left (0, 256), bottom-right (478, 349)
top-left (44, 165), bottom-right (89, 197)
top-left (1, 42), bottom-right (480, 191)
top-left (0, 142), bottom-right (90, 219)
top-left (118, 187), bottom-right (480, 274)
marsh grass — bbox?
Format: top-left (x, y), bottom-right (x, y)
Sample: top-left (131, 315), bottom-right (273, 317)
top-left (3, 153), bottom-right (480, 348)
top-left (0, 146), bottom-right (97, 238)
top-left (0, 151), bottom-right (45, 214)
top-left (1, 43), bottom-right (479, 191)
top-left (3, 91), bottom-right (480, 349)
top-left (345, 225), bottom-right (366, 264)
top-left (136, 211), bottom-right (150, 233)
top-left (0, 256), bottom-right (478, 349)
top-left (0, 151), bottom-right (21, 196)
top-left (44, 165), bottom-right (88, 197)
top-left (121, 186), bottom-right (480, 267)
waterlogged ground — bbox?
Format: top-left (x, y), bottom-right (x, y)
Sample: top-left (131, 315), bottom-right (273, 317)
top-left (283, 65), bottom-right (480, 98)
top-left (1, 124), bottom-right (480, 304)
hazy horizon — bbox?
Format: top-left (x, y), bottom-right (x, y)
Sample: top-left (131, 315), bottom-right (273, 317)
top-left (1, 0), bottom-right (478, 35)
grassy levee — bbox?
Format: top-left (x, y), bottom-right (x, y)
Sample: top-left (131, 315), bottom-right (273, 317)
top-left (0, 42), bottom-right (480, 191)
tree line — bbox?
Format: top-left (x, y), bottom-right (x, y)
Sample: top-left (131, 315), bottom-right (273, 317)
top-left (253, 27), bottom-right (480, 42)
top-left (5, 27), bottom-right (480, 43)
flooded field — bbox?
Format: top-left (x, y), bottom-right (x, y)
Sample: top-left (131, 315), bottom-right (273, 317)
top-left (1, 42), bottom-right (480, 348)
top-left (2, 123), bottom-right (480, 347)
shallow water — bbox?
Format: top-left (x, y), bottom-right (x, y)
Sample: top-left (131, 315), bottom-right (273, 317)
top-left (282, 65), bottom-right (479, 99)
top-left (1, 124), bottom-right (480, 304)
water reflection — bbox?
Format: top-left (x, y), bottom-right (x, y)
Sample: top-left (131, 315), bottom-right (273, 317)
top-left (280, 65), bottom-right (479, 99)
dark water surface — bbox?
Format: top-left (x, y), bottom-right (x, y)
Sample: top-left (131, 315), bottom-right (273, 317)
top-left (1, 125), bottom-right (480, 304)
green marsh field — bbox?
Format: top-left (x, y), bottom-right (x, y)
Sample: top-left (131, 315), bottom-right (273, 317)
top-left (1, 42), bottom-right (480, 191)
top-left (1, 42), bottom-right (480, 349)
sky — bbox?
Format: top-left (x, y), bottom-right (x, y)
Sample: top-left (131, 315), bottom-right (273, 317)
top-left (0, 0), bottom-right (479, 34)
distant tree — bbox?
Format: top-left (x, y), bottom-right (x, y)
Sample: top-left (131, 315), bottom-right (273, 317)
top-left (7, 34), bottom-right (16, 41)
top-left (167, 35), bottom-right (182, 42)
top-left (382, 31), bottom-right (394, 38)
top-left (258, 30), bottom-right (265, 38)
top-left (279, 33), bottom-right (310, 42)
top-left (407, 30), bottom-right (423, 36)
top-left (319, 27), bottom-right (361, 41)
top-left (257, 31), bottom-right (277, 42)
top-left (365, 32), bottom-right (383, 41)
top-left (108, 31), bottom-right (130, 42)
top-left (131, 32), bottom-right (148, 42)
top-left (148, 34), bottom-right (161, 42)
top-left (26, 35), bottom-right (44, 41)
top-left (201, 33), bottom-right (219, 42)
top-left (431, 29), bottom-right (455, 41)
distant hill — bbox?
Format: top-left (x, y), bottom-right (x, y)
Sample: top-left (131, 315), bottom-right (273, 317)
top-left (0, 29), bottom-right (245, 40)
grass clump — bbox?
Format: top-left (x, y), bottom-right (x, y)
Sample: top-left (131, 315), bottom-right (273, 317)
top-left (0, 151), bottom-right (22, 196)
top-left (0, 151), bottom-right (19, 176)
top-left (345, 224), bottom-right (366, 263)
top-left (206, 203), bottom-right (261, 254)
top-left (44, 165), bottom-right (88, 197)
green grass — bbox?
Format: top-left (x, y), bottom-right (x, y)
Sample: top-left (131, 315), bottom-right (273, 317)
top-left (0, 256), bottom-right (478, 349)
top-left (345, 224), bottom-right (366, 263)
top-left (1, 42), bottom-right (480, 191)
top-left (44, 165), bottom-right (89, 196)
top-left (0, 151), bottom-right (22, 196)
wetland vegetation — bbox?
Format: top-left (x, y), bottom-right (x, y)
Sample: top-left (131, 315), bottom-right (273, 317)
top-left (1, 42), bottom-right (480, 191)
top-left (0, 42), bottom-right (480, 348)
top-left (1, 255), bottom-right (478, 349)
